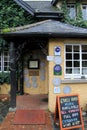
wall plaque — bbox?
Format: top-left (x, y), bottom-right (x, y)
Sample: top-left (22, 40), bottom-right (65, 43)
top-left (54, 65), bottom-right (62, 75)
top-left (29, 70), bottom-right (39, 76)
top-left (54, 46), bottom-right (61, 56)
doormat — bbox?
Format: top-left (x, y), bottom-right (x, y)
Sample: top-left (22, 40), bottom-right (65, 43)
top-left (13, 109), bottom-right (46, 125)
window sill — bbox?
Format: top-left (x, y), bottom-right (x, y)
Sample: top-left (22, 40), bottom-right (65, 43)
top-left (62, 79), bottom-right (87, 84)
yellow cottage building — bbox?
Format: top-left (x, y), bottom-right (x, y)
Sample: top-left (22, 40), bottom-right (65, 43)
top-left (1, 19), bottom-right (87, 112)
top-left (1, 0), bottom-right (87, 113)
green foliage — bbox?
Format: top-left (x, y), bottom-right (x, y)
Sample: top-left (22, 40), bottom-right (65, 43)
top-left (0, 72), bottom-right (10, 84)
top-left (0, 0), bottom-right (36, 55)
top-left (0, 0), bottom-right (35, 29)
top-left (61, 0), bottom-right (87, 28)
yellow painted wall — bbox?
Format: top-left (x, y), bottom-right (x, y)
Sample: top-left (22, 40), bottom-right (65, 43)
top-left (48, 38), bottom-right (87, 112)
top-left (0, 84), bottom-right (10, 94)
top-left (24, 50), bottom-right (48, 94)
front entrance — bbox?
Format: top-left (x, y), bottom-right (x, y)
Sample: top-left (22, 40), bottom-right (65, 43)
top-left (23, 50), bottom-right (48, 95)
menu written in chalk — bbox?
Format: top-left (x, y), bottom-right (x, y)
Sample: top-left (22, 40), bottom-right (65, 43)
top-left (59, 96), bottom-right (81, 128)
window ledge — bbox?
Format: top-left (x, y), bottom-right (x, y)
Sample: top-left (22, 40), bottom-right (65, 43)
top-left (62, 79), bottom-right (87, 84)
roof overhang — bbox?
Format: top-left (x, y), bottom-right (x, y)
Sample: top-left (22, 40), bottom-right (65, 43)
top-left (1, 20), bottom-right (87, 41)
top-left (13, 0), bottom-right (63, 19)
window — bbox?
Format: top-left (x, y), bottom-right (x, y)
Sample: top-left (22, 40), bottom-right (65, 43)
top-left (65, 44), bottom-right (87, 79)
top-left (0, 50), bottom-right (10, 72)
top-left (67, 4), bottom-right (76, 19)
top-left (82, 5), bottom-right (87, 20)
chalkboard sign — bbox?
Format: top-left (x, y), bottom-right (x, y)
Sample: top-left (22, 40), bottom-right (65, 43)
top-left (54, 94), bottom-right (84, 130)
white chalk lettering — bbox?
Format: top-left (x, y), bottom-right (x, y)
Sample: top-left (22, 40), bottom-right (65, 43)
top-left (60, 98), bottom-right (70, 104)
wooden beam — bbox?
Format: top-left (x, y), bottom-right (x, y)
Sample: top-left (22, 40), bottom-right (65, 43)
top-left (20, 56), bottom-right (24, 95)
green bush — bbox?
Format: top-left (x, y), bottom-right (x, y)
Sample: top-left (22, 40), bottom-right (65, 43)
top-left (0, 72), bottom-right (10, 84)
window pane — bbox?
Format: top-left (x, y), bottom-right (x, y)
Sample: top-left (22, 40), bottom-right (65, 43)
top-left (73, 46), bottom-right (79, 52)
top-left (66, 45), bottom-right (72, 52)
top-left (4, 62), bottom-right (8, 66)
top-left (82, 5), bottom-right (87, 20)
top-left (4, 57), bottom-right (8, 61)
top-left (74, 61), bottom-right (80, 67)
top-left (4, 51), bottom-right (8, 55)
top-left (82, 61), bottom-right (87, 67)
top-left (74, 53), bottom-right (79, 59)
top-left (82, 45), bottom-right (87, 52)
top-left (82, 68), bottom-right (87, 74)
top-left (66, 68), bottom-right (72, 74)
top-left (82, 54), bottom-right (87, 59)
top-left (66, 53), bottom-right (72, 59)
top-left (66, 61), bottom-right (72, 67)
top-left (73, 68), bottom-right (80, 74)
top-left (67, 4), bottom-right (76, 19)
top-left (3, 51), bottom-right (10, 71)
top-left (4, 67), bottom-right (7, 71)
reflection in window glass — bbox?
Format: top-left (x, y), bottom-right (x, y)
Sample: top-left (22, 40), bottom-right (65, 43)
top-left (82, 5), bottom-right (87, 20)
top-left (67, 4), bottom-right (76, 19)
top-left (74, 54), bottom-right (79, 59)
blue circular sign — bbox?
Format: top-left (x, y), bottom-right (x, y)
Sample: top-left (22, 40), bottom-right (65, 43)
top-left (54, 65), bottom-right (62, 75)
top-left (55, 47), bottom-right (60, 52)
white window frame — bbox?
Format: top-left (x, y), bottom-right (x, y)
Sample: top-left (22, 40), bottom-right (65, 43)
top-left (0, 50), bottom-right (10, 72)
top-left (67, 4), bottom-right (76, 19)
top-left (64, 44), bottom-right (87, 79)
top-left (82, 4), bottom-right (87, 20)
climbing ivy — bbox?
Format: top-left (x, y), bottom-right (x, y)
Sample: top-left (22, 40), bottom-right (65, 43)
top-left (0, 0), bottom-right (36, 49)
top-left (0, 0), bottom-right (35, 29)
top-left (61, 0), bottom-right (87, 28)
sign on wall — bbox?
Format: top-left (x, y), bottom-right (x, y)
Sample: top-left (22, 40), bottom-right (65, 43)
top-left (54, 65), bottom-right (62, 75)
top-left (54, 46), bottom-right (61, 56)
top-left (54, 94), bottom-right (84, 130)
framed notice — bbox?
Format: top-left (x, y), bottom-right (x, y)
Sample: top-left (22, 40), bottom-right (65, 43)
top-left (28, 59), bottom-right (40, 69)
top-left (54, 94), bottom-right (84, 130)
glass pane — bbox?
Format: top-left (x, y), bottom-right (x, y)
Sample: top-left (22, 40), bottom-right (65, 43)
top-left (82, 5), bottom-right (87, 20)
top-left (66, 61), bottom-right (72, 67)
top-left (4, 51), bottom-right (8, 55)
top-left (4, 66), bottom-right (9, 71)
top-left (4, 57), bottom-right (8, 61)
top-left (74, 53), bottom-right (79, 59)
top-left (82, 45), bottom-right (87, 52)
top-left (4, 62), bottom-right (8, 66)
top-left (82, 61), bottom-right (87, 67)
top-left (82, 54), bottom-right (87, 59)
top-left (66, 68), bottom-right (72, 74)
top-left (66, 45), bottom-right (72, 52)
top-left (82, 68), bottom-right (87, 74)
top-left (74, 61), bottom-right (80, 67)
top-left (68, 6), bottom-right (76, 19)
top-left (66, 53), bottom-right (72, 59)
top-left (73, 68), bottom-right (80, 74)
top-left (73, 46), bottom-right (79, 52)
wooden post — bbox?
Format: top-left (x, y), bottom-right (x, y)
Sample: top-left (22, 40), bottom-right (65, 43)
top-left (16, 63), bottom-right (19, 93)
top-left (9, 42), bottom-right (16, 109)
top-left (20, 56), bottom-right (24, 95)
